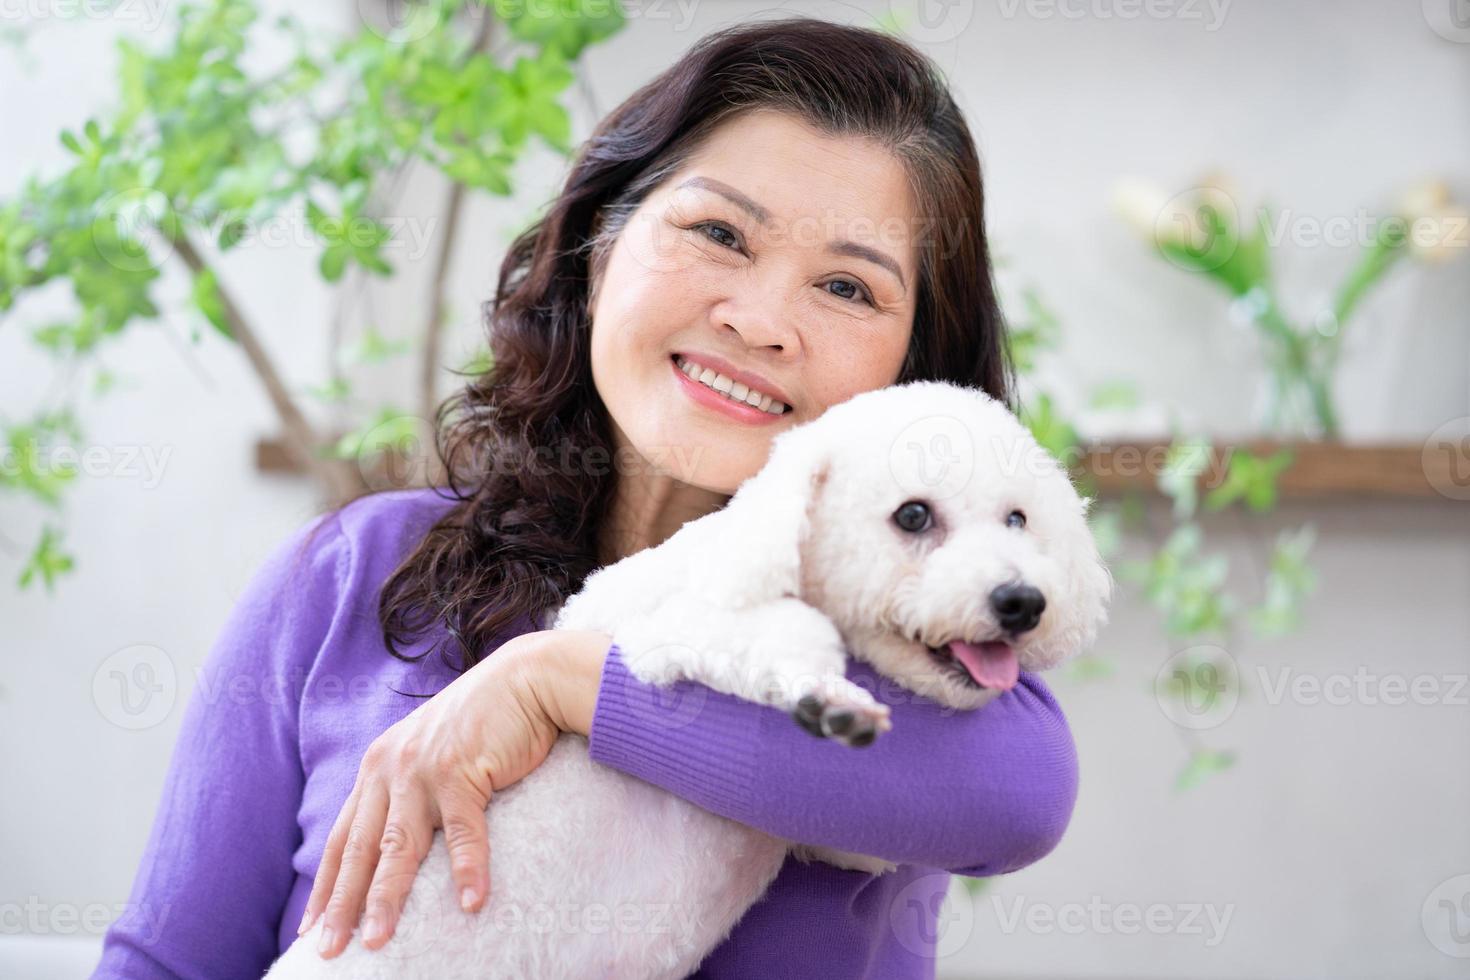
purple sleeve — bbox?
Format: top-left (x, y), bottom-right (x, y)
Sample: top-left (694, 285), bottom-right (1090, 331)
top-left (91, 511), bottom-right (350, 980)
top-left (587, 642), bottom-right (1078, 876)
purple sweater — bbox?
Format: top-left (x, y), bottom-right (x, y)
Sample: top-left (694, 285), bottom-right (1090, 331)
top-left (91, 487), bottom-right (1078, 979)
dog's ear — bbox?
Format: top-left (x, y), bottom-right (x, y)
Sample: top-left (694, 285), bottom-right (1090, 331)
top-left (715, 427), bottom-right (832, 606)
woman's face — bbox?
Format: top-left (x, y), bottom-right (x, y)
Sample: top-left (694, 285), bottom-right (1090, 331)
top-left (588, 109), bottom-right (922, 494)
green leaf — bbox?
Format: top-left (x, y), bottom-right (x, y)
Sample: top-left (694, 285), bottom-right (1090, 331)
top-left (1121, 521), bottom-right (1235, 640)
top-left (2, 414), bottom-right (81, 506)
top-left (331, 406), bottom-right (422, 461)
top-left (341, 324), bottom-right (410, 366)
top-left (303, 377), bottom-right (352, 403)
top-left (218, 219), bottom-right (248, 250)
top-left (457, 346), bottom-right (494, 376)
top-left (93, 368), bottom-right (119, 397)
top-left (18, 524), bottom-right (75, 592)
top-left (1088, 380), bottom-right (1139, 411)
top-left (1247, 524), bottom-right (1318, 636)
top-left (1088, 505), bottom-right (1124, 560)
top-left (1064, 654), bottom-right (1115, 683)
top-left (306, 200), bottom-right (331, 237)
top-left (1158, 436), bottom-right (1213, 520)
top-left (191, 267), bottom-right (232, 339)
top-left (1018, 392), bottom-right (1080, 465)
top-left (1203, 448), bottom-right (1294, 514)
top-left (959, 875), bottom-right (992, 895)
top-left (493, 0), bottom-right (625, 60)
top-left (1004, 286), bottom-right (1061, 374)
top-left (320, 244), bottom-right (349, 281)
top-left (1331, 232), bottom-right (1408, 327)
top-left (1174, 748), bottom-right (1236, 792)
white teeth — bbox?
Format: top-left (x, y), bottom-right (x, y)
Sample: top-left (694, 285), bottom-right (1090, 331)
top-left (675, 355), bottom-right (788, 414)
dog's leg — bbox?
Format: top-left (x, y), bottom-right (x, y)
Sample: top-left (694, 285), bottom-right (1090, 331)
top-left (613, 595), bottom-right (892, 748)
top-left (789, 842), bottom-right (899, 876)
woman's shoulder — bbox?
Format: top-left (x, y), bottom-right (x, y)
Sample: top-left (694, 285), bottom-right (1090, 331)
top-left (276, 486), bottom-right (461, 607)
top-left (330, 485), bottom-right (461, 560)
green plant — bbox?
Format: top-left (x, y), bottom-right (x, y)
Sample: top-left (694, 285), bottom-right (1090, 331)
top-left (1002, 282), bottom-right (1319, 797)
top-left (0, 0), bottom-right (625, 590)
top-left (1111, 173), bottom-right (1467, 439)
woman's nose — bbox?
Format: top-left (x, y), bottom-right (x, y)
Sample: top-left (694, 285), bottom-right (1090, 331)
top-left (716, 289), bottom-right (799, 354)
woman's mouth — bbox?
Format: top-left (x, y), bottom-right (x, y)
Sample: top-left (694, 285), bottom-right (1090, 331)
top-left (671, 353), bottom-right (792, 425)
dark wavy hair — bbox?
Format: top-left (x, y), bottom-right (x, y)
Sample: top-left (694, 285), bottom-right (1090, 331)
top-left (369, 15), bottom-right (1016, 681)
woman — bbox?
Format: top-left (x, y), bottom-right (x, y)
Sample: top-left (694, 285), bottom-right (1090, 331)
top-left (93, 16), bottom-right (1077, 979)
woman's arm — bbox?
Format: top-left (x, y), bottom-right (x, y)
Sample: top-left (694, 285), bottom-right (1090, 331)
top-left (541, 639), bottom-right (1078, 876)
top-left (90, 511), bottom-right (350, 979)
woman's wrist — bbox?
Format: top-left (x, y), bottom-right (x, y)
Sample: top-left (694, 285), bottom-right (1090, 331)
top-left (518, 630), bottom-right (615, 738)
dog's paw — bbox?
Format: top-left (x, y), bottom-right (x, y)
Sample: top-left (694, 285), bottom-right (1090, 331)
top-left (791, 677), bottom-right (892, 748)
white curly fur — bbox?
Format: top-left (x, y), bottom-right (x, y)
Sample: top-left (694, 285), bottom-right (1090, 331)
top-left (264, 380), bottom-right (1112, 979)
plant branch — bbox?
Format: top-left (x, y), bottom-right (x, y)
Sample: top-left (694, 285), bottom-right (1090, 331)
top-left (420, 178), bottom-right (466, 432)
top-left (165, 229), bottom-right (357, 502)
top-left (417, 10), bottom-right (497, 484)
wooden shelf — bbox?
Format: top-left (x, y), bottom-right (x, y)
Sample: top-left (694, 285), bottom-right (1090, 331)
top-left (1078, 439), bottom-right (1462, 500)
top-left (256, 435), bottom-right (1466, 501)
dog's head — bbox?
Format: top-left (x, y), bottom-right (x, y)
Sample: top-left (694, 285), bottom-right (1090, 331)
top-left (722, 380), bottom-right (1113, 710)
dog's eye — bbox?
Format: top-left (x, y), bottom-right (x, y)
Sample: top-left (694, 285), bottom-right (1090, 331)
top-left (894, 501), bottom-right (933, 533)
top-left (1006, 509), bottom-right (1027, 530)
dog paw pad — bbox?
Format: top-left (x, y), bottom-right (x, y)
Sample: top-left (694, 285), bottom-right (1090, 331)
top-left (792, 693), bottom-right (890, 747)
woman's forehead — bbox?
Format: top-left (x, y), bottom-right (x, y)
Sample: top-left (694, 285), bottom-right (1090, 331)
top-left (662, 113), bottom-right (922, 278)
top-left (680, 110), bottom-right (915, 214)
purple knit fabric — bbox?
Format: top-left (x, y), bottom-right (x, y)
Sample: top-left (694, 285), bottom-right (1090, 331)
top-left (91, 487), bottom-right (1077, 979)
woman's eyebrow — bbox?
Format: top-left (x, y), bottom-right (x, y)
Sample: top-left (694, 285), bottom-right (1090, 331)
top-left (677, 176), bottom-right (771, 224)
top-left (675, 175), bottom-right (908, 293)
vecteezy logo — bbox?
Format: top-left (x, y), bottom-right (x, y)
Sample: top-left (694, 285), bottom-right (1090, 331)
top-left (1423, 417), bottom-right (1470, 500)
top-left (1155, 645), bottom-right (1239, 731)
top-left (358, 0), bottom-right (443, 43)
top-left (382, 871), bottom-right (446, 960)
top-left (616, 643), bottom-right (710, 732)
top-left (93, 644), bottom-right (177, 730)
top-left (1423, 0), bottom-right (1470, 42)
top-left (888, 873), bottom-right (974, 959)
top-left (1422, 874), bottom-right (1470, 958)
top-left (888, 414), bottom-right (974, 501)
top-left (891, 0), bottom-right (976, 43)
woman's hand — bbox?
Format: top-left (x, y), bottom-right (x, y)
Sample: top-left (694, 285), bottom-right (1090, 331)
top-left (299, 628), bottom-right (614, 958)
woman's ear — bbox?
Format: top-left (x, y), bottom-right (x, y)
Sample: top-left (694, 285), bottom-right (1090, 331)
top-left (711, 427), bottom-right (832, 606)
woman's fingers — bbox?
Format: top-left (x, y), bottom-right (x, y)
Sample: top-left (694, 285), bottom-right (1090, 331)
top-left (438, 782), bottom-right (493, 914)
top-left (359, 788), bottom-right (434, 950)
top-left (317, 779), bottom-right (391, 958)
top-left (299, 779), bottom-right (362, 937)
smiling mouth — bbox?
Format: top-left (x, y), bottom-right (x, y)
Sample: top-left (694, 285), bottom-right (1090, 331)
top-left (672, 353), bottom-right (791, 415)
top-left (920, 638), bottom-right (1021, 691)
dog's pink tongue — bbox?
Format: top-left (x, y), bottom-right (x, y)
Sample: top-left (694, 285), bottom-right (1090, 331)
top-left (948, 640), bottom-right (1020, 691)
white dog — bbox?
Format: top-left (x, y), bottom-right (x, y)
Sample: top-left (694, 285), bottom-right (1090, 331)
top-left (266, 380), bottom-right (1112, 979)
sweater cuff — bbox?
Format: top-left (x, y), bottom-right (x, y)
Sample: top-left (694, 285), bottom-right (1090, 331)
top-left (587, 642), bottom-right (761, 820)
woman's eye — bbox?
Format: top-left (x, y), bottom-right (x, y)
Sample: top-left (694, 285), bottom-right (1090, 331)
top-left (1006, 509), bottom-right (1027, 530)
top-left (690, 221), bottom-right (874, 308)
top-left (894, 500), bottom-right (933, 533)
top-left (824, 278), bottom-right (874, 306)
top-left (693, 221), bottom-right (741, 250)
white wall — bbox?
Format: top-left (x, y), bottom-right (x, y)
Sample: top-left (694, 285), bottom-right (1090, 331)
top-left (2, 1), bottom-right (1467, 978)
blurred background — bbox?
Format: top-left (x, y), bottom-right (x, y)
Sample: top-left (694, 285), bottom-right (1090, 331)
top-left (2, 1), bottom-right (1467, 977)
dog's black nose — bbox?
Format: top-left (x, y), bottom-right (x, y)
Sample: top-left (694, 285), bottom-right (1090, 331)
top-left (990, 582), bottom-right (1046, 634)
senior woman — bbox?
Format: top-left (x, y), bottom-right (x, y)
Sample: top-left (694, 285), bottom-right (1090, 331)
top-left (94, 16), bottom-right (1077, 979)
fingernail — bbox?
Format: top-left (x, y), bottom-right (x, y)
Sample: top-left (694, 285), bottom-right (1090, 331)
top-left (317, 927), bottom-right (335, 956)
top-left (297, 909), bottom-right (314, 936)
top-left (461, 886), bottom-right (478, 911)
top-left (363, 915), bottom-right (383, 944)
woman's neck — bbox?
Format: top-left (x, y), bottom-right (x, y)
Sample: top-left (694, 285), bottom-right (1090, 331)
top-left (598, 468), bottom-right (729, 565)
